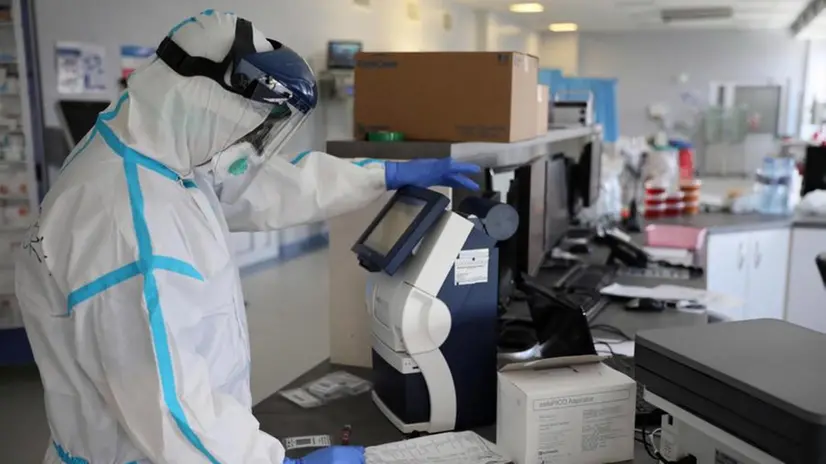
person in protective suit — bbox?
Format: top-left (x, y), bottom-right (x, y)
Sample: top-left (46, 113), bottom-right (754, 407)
top-left (15, 11), bottom-right (479, 464)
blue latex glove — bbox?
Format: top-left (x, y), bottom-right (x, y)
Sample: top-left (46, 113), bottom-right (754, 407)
top-left (385, 158), bottom-right (481, 191)
top-left (284, 446), bottom-right (365, 464)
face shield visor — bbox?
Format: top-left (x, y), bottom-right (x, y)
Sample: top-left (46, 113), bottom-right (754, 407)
top-left (211, 78), bottom-right (312, 203)
top-left (155, 16), bottom-right (317, 203)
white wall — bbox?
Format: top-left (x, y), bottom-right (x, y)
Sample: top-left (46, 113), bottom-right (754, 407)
top-left (538, 32), bottom-right (579, 76)
top-left (476, 10), bottom-right (540, 55)
top-left (801, 40), bottom-right (826, 139)
top-left (578, 30), bottom-right (809, 137)
top-left (35, 0), bottom-right (478, 152)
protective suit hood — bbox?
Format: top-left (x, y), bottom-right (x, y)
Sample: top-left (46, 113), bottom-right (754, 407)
top-left (117, 11), bottom-right (284, 174)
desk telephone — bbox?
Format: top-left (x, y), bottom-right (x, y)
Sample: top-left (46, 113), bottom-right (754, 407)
top-left (597, 229), bottom-right (650, 267)
top-left (598, 228), bottom-right (703, 278)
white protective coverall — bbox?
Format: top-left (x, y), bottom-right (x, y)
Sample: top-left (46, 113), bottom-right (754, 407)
top-left (15, 11), bottom-right (386, 464)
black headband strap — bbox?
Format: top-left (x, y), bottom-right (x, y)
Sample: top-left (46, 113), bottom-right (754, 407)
top-left (156, 17), bottom-right (258, 95)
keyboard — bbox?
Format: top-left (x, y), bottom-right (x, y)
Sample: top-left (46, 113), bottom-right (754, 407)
top-left (555, 264), bottom-right (615, 291)
top-left (565, 291), bottom-right (609, 322)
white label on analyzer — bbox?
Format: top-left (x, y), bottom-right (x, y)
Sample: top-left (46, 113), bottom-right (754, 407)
top-left (454, 249), bottom-right (489, 286)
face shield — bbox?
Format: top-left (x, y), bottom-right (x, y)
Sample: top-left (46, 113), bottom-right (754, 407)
top-left (155, 16), bottom-right (317, 203)
top-left (211, 78), bottom-right (311, 203)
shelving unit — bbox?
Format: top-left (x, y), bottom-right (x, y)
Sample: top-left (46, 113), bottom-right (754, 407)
top-left (0, 0), bottom-right (41, 364)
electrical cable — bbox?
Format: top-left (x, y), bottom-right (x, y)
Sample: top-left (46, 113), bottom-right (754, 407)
top-left (590, 323), bottom-right (633, 341)
top-left (639, 424), bottom-right (686, 464)
top-left (594, 340), bottom-right (616, 357)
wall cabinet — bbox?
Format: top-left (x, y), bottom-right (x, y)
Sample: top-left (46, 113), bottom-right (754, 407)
top-left (705, 229), bottom-right (790, 321)
top-left (785, 228), bottom-right (826, 333)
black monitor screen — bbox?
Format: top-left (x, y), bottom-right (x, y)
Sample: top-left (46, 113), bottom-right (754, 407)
top-left (579, 143), bottom-right (601, 207)
top-left (328, 41), bottom-right (362, 70)
top-left (58, 100), bottom-right (110, 145)
top-left (545, 155), bottom-right (569, 250)
top-left (527, 159), bottom-right (547, 276)
top-left (362, 196), bottom-right (426, 256)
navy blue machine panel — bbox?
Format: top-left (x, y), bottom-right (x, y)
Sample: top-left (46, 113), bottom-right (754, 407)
top-left (372, 223), bottom-right (499, 430)
top-left (436, 227), bottom-right (499, 429)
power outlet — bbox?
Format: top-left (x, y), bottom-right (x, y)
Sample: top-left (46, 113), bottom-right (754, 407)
top-left (660, 414), bottom-right (681, 461)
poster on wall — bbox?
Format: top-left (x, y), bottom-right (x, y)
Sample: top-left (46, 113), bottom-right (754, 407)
top-left (56, 42), bottom-right (107, 94)
top-left (120, 45), bottom-right (155, 80)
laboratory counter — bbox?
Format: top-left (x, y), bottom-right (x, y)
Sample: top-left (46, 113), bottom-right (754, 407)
top-left (648, 211), bottom-right (826, 232)
top-left (646, 212), bottom-right (791, 234)
top-left (253, 362), bottom-right (658, 464)
top-left (254, 230), bottom-right (707, 463)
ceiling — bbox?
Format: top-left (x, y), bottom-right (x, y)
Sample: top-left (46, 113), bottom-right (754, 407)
top-left (454, 0), bottom-right (810, 32)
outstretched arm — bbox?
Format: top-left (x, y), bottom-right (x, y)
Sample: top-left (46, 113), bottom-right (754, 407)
top-left (220, 150), bottom-right (387, 232)
top-left (217, 151), bottom-right (482, 232)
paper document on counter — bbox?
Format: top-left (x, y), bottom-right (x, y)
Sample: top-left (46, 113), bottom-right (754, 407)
top-left (600, 283), bottom-right (742, 310)
top-left (365, 431), bottom-right (511, 464)
top-left (643, 247), bottom-right (694, 266)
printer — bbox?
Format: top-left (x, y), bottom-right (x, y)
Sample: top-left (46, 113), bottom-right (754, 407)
top-left (636, 319), bottom-right (826, 464)
top-left (352, 186), bottom-right (517, 434)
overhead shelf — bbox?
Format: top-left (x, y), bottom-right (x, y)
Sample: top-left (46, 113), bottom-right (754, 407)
top-left (327, 126), bottom-right (599, 172)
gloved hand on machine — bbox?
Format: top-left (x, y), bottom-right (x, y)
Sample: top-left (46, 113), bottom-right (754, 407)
top-left (385, 158), bottom-right (481, 191)
top-left (284, 446), bottom-right (366, 464)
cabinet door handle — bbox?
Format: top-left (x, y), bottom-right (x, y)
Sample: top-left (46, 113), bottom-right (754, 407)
top-left (738, 242), bottom-right (746, 270)
top-left (754, 241), bottom-right (762, 268)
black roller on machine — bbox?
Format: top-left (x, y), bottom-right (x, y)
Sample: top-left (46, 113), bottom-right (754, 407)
top-left (458, 197), bottom-right (519, 241)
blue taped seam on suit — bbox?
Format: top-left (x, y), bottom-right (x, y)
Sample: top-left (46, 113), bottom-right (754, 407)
top-left (121, 153), bottom-right (220, 463)
top-left (63, 100), bottom-right (221, 461)
top-left (99, 93), bottom-right (129, 121)
top-left (61, 93), bottom-right (198, 191)
top-left (66, 261), bottom-right (141, 315)
top-left (96, 121), bottom-right (192, 186)
top-left (61, 92), bottom-right (127, 172)
top-left (53, 441), bottom-right (140, 464)
top-left (290, 150), bottom-right (312, 165)
top-left (53, 441), bottom-right (90, 464)
top-left (353, 158), bottom-right (382, 167)
top-left (153, 256), bottom-right (204, 281)
top-left (168, 17), bottom-right (196, 37)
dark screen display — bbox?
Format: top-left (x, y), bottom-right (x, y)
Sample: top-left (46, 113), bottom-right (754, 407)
top-left (528, 158), bottom-right (547, 275)
top-left (328, 41), bottom-right (363, 70)
top-left (545, 156), bottom-right (569, 251)
top-left (58, 100), bottom-right (110, 144)
top-left (362, 196), bottom-right (426, 256)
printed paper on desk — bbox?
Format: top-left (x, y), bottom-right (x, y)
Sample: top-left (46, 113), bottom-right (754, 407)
top-left (600, 283), bottom-right (742, 310)
top-left (365, 431), bottom-right (511, 464)
top-left (643, 247), bottom-right (694, 266)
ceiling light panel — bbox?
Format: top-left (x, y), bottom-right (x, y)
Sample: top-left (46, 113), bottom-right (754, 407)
top-left (510, 3), bottom-right (545, 13)
top-left (549, 22), bottom-right (579, 32)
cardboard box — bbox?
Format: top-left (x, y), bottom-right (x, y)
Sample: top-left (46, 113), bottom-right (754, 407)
top-left (354, 52), bottom-right (539, 143)
top-left (497, 356), bottom-right (636, 464)
top-left (536, 85), bottom-right (550, 136)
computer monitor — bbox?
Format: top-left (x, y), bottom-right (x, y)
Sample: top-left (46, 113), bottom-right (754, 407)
top-left (327, 41), bottom-right (363, 70)
top-left (545, 154), bottom-right (570, 251)
top-left (352, 186), bottom-right (449, 276)
top-left (56, 100), bottom-right (110, 146)
top-left (571, 142), bottom-right (600, 209)
top-left (505, 159), bottom-right (547, 281)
